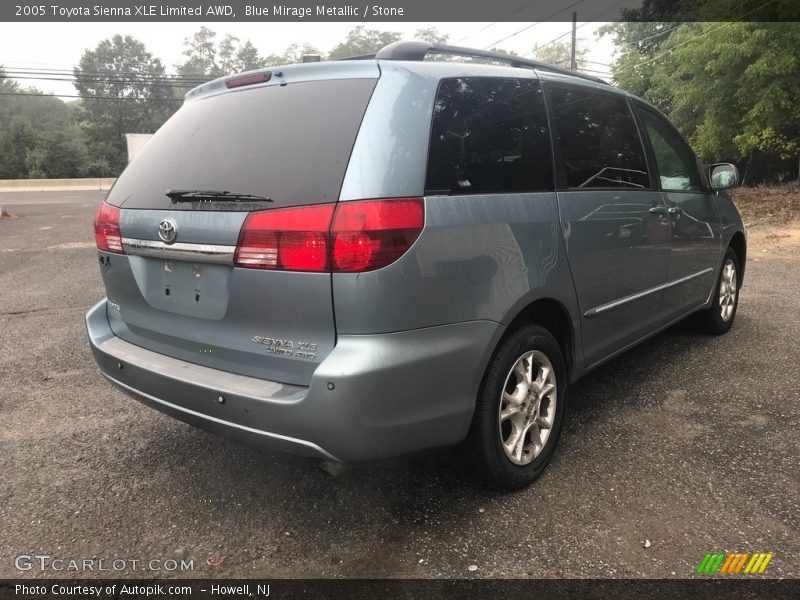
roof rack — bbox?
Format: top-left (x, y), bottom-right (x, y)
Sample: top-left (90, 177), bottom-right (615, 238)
top-left (344, 41), bottom-right (608, 86)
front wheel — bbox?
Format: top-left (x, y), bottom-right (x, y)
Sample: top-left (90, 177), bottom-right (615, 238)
top-left (465, 324), bottom-right (566, 490)
top-left (691, 247), bottom-right (740, 335)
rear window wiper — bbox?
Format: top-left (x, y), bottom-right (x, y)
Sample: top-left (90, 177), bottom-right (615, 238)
top-left (166, 189), bottom-right (273, 202)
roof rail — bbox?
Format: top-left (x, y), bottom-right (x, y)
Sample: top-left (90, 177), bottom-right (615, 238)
top-left (367, 41), bottom-right (607, 85)
top-left (339, 53), bottom-right (377, 61)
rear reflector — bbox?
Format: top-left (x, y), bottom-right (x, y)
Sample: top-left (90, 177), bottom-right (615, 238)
top-left (225, 71), bottom-right (272, 89)
top-left (94, 202), bottom-right (124, 254)
top-left (234, 198), bottom-right (424, 273)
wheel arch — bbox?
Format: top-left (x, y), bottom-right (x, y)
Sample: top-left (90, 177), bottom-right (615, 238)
top-left (728, 231), bottom-right (746, 287)
top-left (504, 297), bottom-right (576, 379)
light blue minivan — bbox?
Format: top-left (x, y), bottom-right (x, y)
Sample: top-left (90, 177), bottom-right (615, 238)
top-left (87, 42), bottom-right (745, 489)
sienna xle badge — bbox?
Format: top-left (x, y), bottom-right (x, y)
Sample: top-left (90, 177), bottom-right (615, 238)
top-left (87, 41), bottom-right (746, 489)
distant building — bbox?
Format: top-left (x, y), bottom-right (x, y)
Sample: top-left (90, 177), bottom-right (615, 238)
top-left (125, 134), bottom-right (153, 163)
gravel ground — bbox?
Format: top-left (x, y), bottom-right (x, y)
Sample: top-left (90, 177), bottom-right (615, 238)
top-left (0, 191), bottom-right (798, 579)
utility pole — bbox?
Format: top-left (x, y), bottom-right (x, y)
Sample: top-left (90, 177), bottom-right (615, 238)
top-left (570, 11), bottom-right (577, 71)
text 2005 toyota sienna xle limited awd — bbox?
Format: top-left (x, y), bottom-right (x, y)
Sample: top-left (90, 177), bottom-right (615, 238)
top-left (86, 42), bottom-right (746, 489)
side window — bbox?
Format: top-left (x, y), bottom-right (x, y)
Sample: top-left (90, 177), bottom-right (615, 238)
top-left (549, 86), bottom-right (650, 189)
top-left (426, 77), bottom-right (553, 194)
top-left (636, 105), bottom-right (703, 192)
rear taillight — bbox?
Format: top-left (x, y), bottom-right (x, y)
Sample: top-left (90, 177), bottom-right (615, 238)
top-left (234, 198), bottom-right (424, 273)
top-left (331, 198), bottom-right (424, 272)
top-left (235, 204), bottom-right (335, 272)
top-left (94, 202), bottom-right (124, 254)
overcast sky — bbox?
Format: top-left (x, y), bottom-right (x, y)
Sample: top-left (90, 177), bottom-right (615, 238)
top-left (0, 22), bottom-right (616, 98)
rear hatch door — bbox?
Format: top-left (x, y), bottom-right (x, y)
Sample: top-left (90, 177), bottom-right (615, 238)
top-left (100, 70), bottom-right (378, 386)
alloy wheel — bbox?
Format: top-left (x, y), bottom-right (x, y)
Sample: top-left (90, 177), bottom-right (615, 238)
top-left (719, 259), bottom-right (737, 322)
top-left (498, 350), bottom-right (557, 465)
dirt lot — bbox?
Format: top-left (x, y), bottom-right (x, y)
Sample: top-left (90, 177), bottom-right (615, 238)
top-left (0, 190), bottom-right (798, 579)
top-left (730, 184), bottom-right (800, 228)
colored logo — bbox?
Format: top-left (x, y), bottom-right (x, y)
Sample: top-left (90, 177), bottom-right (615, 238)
top-left (697, 552), bottom-right (774, 574)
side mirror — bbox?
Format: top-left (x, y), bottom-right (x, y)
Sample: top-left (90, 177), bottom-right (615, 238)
top-left (709, 163), bottom-right (740, 190)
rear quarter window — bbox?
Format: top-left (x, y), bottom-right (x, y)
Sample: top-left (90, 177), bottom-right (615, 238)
top-left (425, 77), bottom-right (553, 195)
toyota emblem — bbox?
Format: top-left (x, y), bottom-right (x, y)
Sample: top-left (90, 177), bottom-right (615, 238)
top-left (158, 219), bottom-right (178, 244)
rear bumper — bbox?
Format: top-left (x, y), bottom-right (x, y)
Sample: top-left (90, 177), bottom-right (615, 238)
top-left (86, 299), bottom-right (502, 462)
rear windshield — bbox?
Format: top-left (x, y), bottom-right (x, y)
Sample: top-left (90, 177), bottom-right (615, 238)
top-left (108, 78), bottom-right (377, 210)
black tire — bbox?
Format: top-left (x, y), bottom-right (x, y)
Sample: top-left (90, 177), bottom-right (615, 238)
top-left (465, 324), bottom-right (566, 491)
top-left (691, 247), bottom-right (741, 335)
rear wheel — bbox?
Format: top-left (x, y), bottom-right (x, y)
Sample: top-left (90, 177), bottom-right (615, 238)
top-left (691, 247), bottom-right (740, 335)
top-left (466, 324), bottom-right (566, 490)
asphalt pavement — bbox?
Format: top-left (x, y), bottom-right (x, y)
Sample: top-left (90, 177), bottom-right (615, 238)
top-left (0, 191), bottom-right (798, 579)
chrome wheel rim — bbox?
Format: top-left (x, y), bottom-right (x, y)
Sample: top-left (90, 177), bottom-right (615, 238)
top-left (499, 350), bottom-right (557, 466)
top-left (719, 259), bottom-right (737, 322)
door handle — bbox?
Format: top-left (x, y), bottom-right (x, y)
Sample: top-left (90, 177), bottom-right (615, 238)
top-left (649, 206), bottom-right (668, 216)
top-left (668, 206), bottom-right (683, 219)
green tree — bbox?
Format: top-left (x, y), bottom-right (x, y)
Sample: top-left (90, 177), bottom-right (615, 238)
top-left (74, 35), bottom-right (178, 174)
top-left (178, 27), bottom-right (268, 78)
top-left (328, 26), bottom-right (450, 60)
top-left (0, 116), bottom-right (38, 178)
top-left (662, 23), bottom-right (800, 181)
top-left (606, 16), bottom-right (800, 182)
top-left (24, 146), bottom-right (47, 179)
top-left (532, 41), bottom-right (588, 70)
top-left (25, 125), bottom-right (90, 178)
top-left (0, 66), bottom-right (15, 92)
top-left (0, 65), bottom-right (90, 178)
top-left (264, 42), bottom-right (324, 66)
top-left (414, 27), bottom-right (449, 45)
top-left (178, 26), bottom-right (219, 76)
top-left (328, 26), bottom-right (402, 59)
top-left (600, 22), bottom-right (679, 103)
top-left (487, 48), bottom-right (518, 56)
top-left (238, 40), bottom-right (270, 70)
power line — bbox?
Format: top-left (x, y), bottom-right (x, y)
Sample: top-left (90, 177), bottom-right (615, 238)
top-left (455, 23), bottom-right (501, 44)
top-left (0, 91), bottom-right (183, 101)
top-left (522, 0), bottom-right (627, 58)
top-left (0, 67), bottom-right (210, 92)
top-left (2, 74), bottom-right (204, 85)
top-left (2, 74), bottom-right (205, 88)
top-left (484, 0), bottom-right (586, 50)
top-left (2, 65), bottom-right (212, 79)
top-left (622, 23), bottom-right (682, 47)
top-left (2, 68), bottom-right (209, 84)
top-left (455, 2), bottom-right (536, 44)
top-left (4, 69), bottom-right (206, 82)
top-left (485, 23), bottom-right (545, 50)
top-left (524, 30), bottom-right (572, 57)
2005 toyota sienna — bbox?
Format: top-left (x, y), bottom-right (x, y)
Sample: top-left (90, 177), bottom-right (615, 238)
top-left (86, 41), bottom-right (746, 489)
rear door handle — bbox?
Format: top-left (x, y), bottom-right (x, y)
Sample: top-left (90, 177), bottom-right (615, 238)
top-left (649, 206), bottom-right (668, 216)
top-left (668, 206), bottom-right (683, 219)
